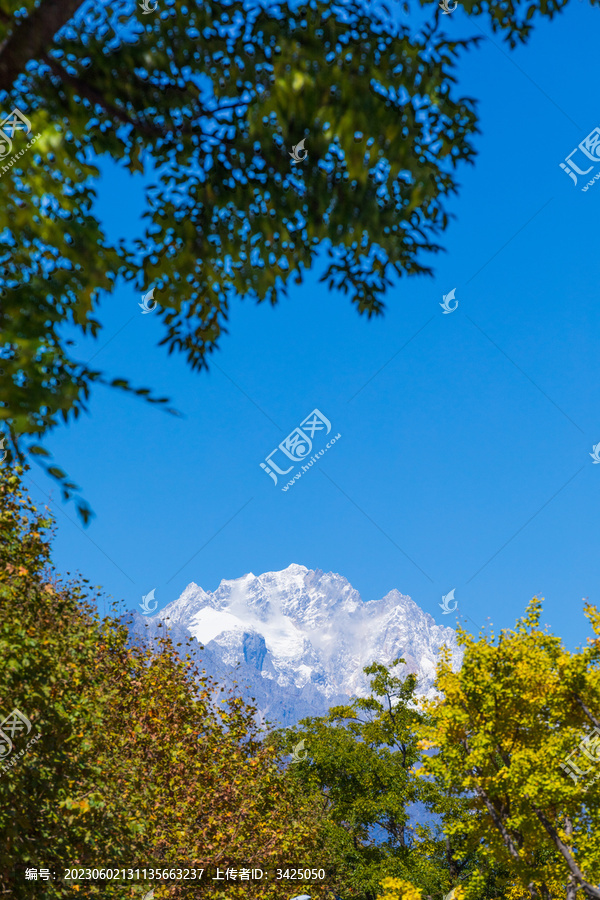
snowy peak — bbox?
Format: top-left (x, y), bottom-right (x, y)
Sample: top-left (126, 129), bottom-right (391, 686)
top-left (208, 564), bottom-right (362, 624)
top-left (155, 565), bottom-right (462, 703)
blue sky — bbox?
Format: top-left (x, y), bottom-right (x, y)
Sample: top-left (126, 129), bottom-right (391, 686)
top-left (26, 0), bottom-right (600, 651)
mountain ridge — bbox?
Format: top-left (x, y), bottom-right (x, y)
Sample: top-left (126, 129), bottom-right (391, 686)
top-left (130, 564), bottom-right (462, 726)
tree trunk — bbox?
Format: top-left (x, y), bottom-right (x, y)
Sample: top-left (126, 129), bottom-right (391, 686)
top-left (0, 0), bottom-right (84, 92)
top-left (565, 816), bottom-right (577, 900)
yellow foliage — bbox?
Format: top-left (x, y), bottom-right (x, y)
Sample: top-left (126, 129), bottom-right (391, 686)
top-left (500, 879), bottom-right (564, 900)
top-left (378, 877), bottom-right (423, 900)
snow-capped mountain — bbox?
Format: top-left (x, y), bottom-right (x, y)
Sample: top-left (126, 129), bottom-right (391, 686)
top-left (130, 565), bottom-right (462, 726)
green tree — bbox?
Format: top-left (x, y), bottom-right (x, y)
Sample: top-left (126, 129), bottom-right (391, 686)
top-left (0, 0), bottom-right (480, 512)
top-left (272, 659), bottom-right (449, 900)
top-left (0, 0), bottom-right (580, 512)
top-left (418, 599), bottom-right (600, 900)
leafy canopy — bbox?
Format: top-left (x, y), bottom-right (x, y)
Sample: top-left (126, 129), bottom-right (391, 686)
top-left (418, 600), bottom-right (600, 900)
top-left (0, 0), bottom-right (569, 513)
top-left (271, 659), bottom-right (450, 900)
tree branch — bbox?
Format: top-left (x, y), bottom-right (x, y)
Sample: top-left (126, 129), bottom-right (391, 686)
top-left (526, 797), bottom-right (600, 900)
top-left (565, 816), bottom-right (577, 900)
top-left (41, 53), bottom-right (163, 137)
top-left (571, 692), bottom-right (600, 730)
top-left (470, 778), bottom-right (522, 861)
top-left (0, 0), bottom-right (84, 92)
top-left (41, 54), bottom-right (221, 145)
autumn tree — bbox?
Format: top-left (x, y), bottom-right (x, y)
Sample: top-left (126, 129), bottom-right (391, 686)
top-left (0, 466), bottom-right (146, 895)
top-left (418, 600), bottom-right (600, 900)
top-left (0, 465), bottom-right (330, 898)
